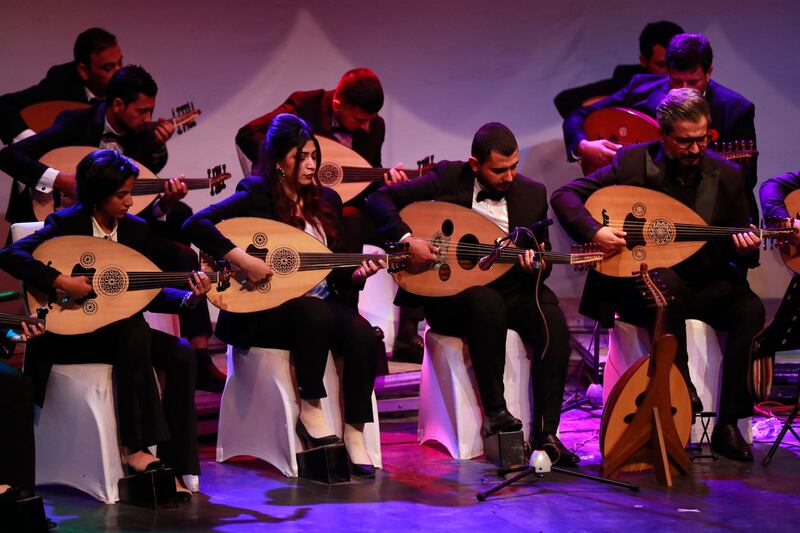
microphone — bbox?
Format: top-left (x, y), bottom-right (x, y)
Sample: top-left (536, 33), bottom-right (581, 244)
top-left (478, 218), bottom-right (553, 271)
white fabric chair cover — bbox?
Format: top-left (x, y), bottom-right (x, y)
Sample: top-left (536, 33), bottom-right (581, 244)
top-left (418, 328), bottom-right (532, 460)
top-left (604, 319), bottom-right (752, 444)
top-left (216, 346), bottom-right (382, 477)
top-left (34, 364), bottom-right (123, 504)
top-left (358, 244), bottom-right (400, 349)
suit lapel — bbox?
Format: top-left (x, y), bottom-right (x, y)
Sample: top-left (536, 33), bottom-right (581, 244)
top-left (645, 143), bottom-right (667, 189)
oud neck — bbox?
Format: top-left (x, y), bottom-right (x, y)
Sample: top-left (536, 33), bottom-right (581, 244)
top-left (133, 179), bottom-right (211, 195)
top-left (297, 252), bottom-right (386, 271)
top-left (339, 166), bottom-right (424, 183)
top-left (0, 312), bottom-right (44, 328)
top-left (495, 249), bottom-right (581, 265)
top-left (674, 224), bottom-right (788, 242)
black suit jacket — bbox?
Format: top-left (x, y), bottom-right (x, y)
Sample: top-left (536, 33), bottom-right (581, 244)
top-left (0, 62), bottom-right (88, 146)
top-left (550, 141), bottom-right (756, 326)
top-left (235, 89), bottom-right (385, 168)
top-left (0, 204), bottom-right (188, 402)
top-left (182, 176), bottom-right (359, 347)
top-left (553, 64), bottom-right (646, 119)
top-left (562, 74), bottom-right (758, 220)
top-left (366, 160), bottom-right (554, 306)
top-left (759, 170), bottom-right (800, 220)
top-left (0, 103), bottom-right (168, 223)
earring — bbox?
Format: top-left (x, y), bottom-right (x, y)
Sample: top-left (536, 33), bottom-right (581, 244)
top-left (276, 166), bottom-right (286, 180)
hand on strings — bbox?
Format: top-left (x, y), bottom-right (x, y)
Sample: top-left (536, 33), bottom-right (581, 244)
top-left (13, 320), bottom-right (45, 342)
top-left (54, 172), bottom-right (78, 198)
top-left (591, 226), bottom-right (627, 255)
top-left (158, 177), bottom-right (189, 212)
top-left (403, 236), bottom-right (438, 273)
top-left (237, 250), bottom-right (273, 287)
top-left (518, 243), bottom-right (546, 273)
top-left (733, 224), bottom-right (761, 255)
top-left (153, 118), bottom-right (177, 144)
top-left (352, 258), bottom-right (387, 285)
top-left (186, 271), bottom-right (212, 306)
top-left (577, 139), bottom-right (621, 169)
top-left (384, 163), bottom-right (409, 186)
top-left (54, 274), bottom-right (93, 300)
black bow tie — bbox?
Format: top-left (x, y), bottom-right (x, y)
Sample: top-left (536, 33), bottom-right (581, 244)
top-left (476, 189), bottom-right (507, 202)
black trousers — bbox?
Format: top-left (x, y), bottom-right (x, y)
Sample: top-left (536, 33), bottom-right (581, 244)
top-left (423, 283), bottom-right (572, 437)
top-left (245, 296), bottom-right (379, 424)
top-left (611, 269), bottom-right (764, 420)
top-left (29, 315), bottom-right (200, 475)
top-left (0, 361), bottom-right (34, 491)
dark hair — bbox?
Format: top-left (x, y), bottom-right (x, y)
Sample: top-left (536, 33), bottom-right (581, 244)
top-left (73, 27), bottom-right (117, 66)
top-left (639, 21), bottom-right (684, 59)
top-left (471, 122), bottom-right (518, 164)
top-left (105, 65), bottom-right (157, 106)
top-left (256, 113), bottom-right (336, 242)
top-left (334, 68), bottom-right (384, 114)
top-left (76, 149), bottom-right (139, 208)
top-left (666, 33), bottom-right (713, 73)
top-left (656, 88), bottom-right (711, 135)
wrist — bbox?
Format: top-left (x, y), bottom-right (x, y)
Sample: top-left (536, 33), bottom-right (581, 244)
top-left (181, 291), bottom-right (199, 309)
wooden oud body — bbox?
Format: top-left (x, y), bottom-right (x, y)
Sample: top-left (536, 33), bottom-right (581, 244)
top-left (586, 185), bottom-right (707, 277)
top-left (27, 236), bottom-right (162, 335)
top-left (581, 108), bottom-right (660, 174)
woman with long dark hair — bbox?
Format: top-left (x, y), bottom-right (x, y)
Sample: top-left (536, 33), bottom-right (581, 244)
top-left (184, 113), bottom-right (384, 477)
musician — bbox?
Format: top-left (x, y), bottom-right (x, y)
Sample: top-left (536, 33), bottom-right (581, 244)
top-left (554, 21), bottom-right (684, 118)
top-left (0, 321), bottom-right (46, 520)
top-left (184, 113), bottom-right (384, 477)
top-left (0, 65), bottom-right (224, 391)
top-left (551, 88), bottom-right (763, 461)
top-left (0, 149), bottom-right (209, 498)
top-left (367, 122), bottom-right (578, 466)
top-left (563, 33), bottom-right (759, 221)
top-left (236, 68), bottom-right (423, 363)
top-left (0, 27), bottom-right (122, 146)
top-left (760, 170), bottom-right (800, 237)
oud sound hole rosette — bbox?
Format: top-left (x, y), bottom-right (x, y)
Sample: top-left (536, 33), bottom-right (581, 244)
top-left (82, 300), bottom-right (98, 314)
top-left (270, 247), bottom-right (299, 275)
top-left (80, 252), bottom-right (96, 268)
top-left (647, 218), bottom-right (676, 245)
top-left (95, 267), bottom-right (128, 297)
top-left (252, 232), bottom-right (268, 248)
top-left (317, 162), bottom-right (342, 186)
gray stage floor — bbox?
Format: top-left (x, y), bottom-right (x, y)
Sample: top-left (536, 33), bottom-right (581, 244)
top-left (38, 405), bottom-right (800, 532)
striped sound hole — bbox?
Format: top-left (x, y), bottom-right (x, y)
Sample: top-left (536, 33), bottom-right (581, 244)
top-left (317, 161), bottom-right (342, 186)
top-left (96, 267), bottom-right (128, 297)
top-left (271, 247), bottom-right (299, 275)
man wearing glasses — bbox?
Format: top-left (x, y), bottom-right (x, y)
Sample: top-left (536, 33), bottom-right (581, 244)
top-left (551, 88), bottom-right (763, 462)
top-left (563, 33), bottom-right (758, 222)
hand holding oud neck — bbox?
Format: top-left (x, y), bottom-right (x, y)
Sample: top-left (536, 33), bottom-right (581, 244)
top-left (156, 176), bottom-right (189, 213)
top-left (732, 224), bottom-right (761, 256)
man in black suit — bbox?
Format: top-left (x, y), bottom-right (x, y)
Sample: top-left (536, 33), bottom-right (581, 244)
top-left (554, 21), bottom-right (684, 119)
top-left (238, 68), bottom-right (421, 362)
top-left (563, 33), bottom-right (758, 221)
top-left (0, 65), bottom-right (224, 391)
top-left (552, 88), bottom-right (763, 461)
top-left (0, 28), bottom-right (122, 146)
top-left (367, 123), bottom-right (578, 465)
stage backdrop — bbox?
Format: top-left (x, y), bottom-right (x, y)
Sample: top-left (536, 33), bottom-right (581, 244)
top-left (1, 0), bottom-right (799, 305)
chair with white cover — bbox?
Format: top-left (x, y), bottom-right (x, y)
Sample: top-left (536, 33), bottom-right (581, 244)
top-left (418, 328), bottom-right (532, 460)
top-left (603, 319), bottom-right (752, 444)
top-left (216, 345), bottom-right (382, 477)
top-left (11, 221), bottom-right (194, 503)
top-left (358, 244), bottom-right (400, 350)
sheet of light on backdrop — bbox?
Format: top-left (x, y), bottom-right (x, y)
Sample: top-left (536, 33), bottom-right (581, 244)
top-left (1, 0), bottom-right (798, 301)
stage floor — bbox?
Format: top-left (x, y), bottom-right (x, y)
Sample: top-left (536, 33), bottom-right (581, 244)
top-left (39, 406), bottom-right (800, 532)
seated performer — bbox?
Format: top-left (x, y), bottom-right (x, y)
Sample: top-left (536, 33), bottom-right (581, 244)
top-left (760, 170), bottom-right (800, 238)
top-left (554, 20), bottom-right (683, 118)
top-left (563, 33), bottom-right (759, 221)
top-left (0, 27), bottom-right (122, 146)
top-left (367, 122), bottom-right (579, 466)
top-left (0, 64), bottom-right (223, 391)
top-left (551, 88), bottom-right (763, 461)
top-left (236, 68), bottom-right (422, 363)
top-left (184, 113), bottom-right (384, 477)
top-left (0, 320), bottom-right (51, 528)
top-left (0, 149), bottom-right (209, 498)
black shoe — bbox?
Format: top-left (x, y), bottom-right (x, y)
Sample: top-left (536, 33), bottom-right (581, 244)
top-left (481, 407), bottom-right (523, 437)
top-left (196, 351), bottom-right (226, 393)
top-left (711, 422), bottom-right (753, 462)
top-left (174, 479), bottom-right (193, 503)
top-left (296, 419), bottom-right (343, 450)
top-left (687, 382), bottom-right (704, 413)
top-left (532, 433), bottom-right (581, 467)
top-left (350, 463), bottom-right (376, 478)
top-left (391, 335), bottom-right (424, 364)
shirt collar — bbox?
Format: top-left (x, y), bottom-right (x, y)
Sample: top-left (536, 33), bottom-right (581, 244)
top-left (91, 215), bottom-right (119, 241)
